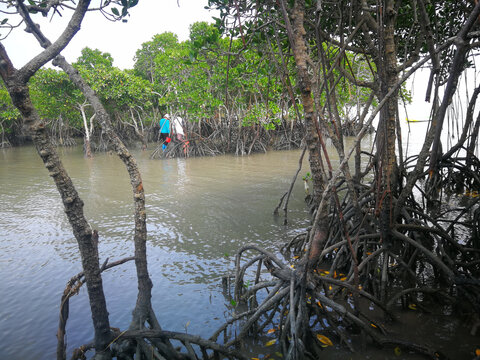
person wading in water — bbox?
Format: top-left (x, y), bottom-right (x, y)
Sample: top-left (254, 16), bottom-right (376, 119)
top-left (159, 113), bottom-right (171, 151)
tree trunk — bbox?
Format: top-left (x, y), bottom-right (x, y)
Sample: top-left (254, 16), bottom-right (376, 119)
top-left (0, 45), bottom-right (112, 359)
top-left (279, 0), bottom-right (329, 266)
top-left (79, 102), bottom-right (94, 158)
top-left (375, 0), bottom-right (398, 251)
top-left (53, 55), bottom-right (154, 326)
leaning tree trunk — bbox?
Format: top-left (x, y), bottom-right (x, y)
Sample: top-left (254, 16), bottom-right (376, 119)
top-left (52, 56), bottom-right (178, 359)
top-left (19, 0), bottom-right (156, 331)
top-left (0, 9), bottom-right (113, 360)
top-left (53, 55), bottom-right (156, 329)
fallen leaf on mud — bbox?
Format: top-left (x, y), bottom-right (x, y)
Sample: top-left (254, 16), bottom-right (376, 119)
top-left (394, 347), bottom-right (402, 356)
top-left (316, 334), bottom-right (333, 346)
top-left (408, 303), bottom-right (417, 310)
top-left (267, 328), bottom-right (276, 334)
top-left (265, 339), bottom-right (277, 346)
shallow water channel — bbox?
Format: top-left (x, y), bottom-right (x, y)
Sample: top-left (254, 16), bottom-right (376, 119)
top-left (0, 145), bottom-right (312, 359)
top-left (0, 143), bottom-right (477, 359)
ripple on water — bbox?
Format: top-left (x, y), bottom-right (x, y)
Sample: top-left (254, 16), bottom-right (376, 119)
top-left (0, 147), bottom-right (313, 358)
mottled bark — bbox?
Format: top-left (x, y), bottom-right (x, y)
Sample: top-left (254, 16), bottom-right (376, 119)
top-left (278, 0), bottom-right (329, 267)
top-left (17, 0), bottom-right (154, 330)
top-left (0, 2), bottom-right (112, 357)
top-left (374, 0), bottom-right (398, 249)
top-left (51, 46), bottom-right (176, 360)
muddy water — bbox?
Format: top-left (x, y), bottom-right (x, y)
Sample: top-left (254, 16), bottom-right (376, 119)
top-left (0, 145), bottom-right (312, 359)
top-left (0, 143), bottom-right (476, 359)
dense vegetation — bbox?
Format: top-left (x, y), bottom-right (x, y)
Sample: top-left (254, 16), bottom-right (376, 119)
top-left (0, 20), bottom-right (374, 156)
top-left (1, 0), bottom-right (479, 360)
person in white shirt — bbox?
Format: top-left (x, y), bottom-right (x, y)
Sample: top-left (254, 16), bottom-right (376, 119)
top-left (173, 116), bottom-right (185, 141)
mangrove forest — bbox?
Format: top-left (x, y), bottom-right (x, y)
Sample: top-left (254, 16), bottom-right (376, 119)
top-left (0, 0), bottom-right (479, 359)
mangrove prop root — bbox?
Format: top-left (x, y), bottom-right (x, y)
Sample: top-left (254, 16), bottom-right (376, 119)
top-left (57, 257), bottom-right (134, 360)
top-left (231, 246), bottom-right (439, 359)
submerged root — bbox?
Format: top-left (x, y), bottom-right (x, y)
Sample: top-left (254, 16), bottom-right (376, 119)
top-left (215, 244), bottom-right (445, 360)
top-left (150, 124), bottom-right (306, 160)
top-left (216, 152), bottom-right (480, 359)
top-left (61, 151), bottom-right (479, 360)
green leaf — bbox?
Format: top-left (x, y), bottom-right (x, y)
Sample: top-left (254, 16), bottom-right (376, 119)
top-left (111, 7), bottom-right (119, 16)
top-left (1, 18), bottom-right (8, 25)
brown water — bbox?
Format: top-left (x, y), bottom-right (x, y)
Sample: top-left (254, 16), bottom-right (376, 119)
top-left (0, 145), bottom-right (312, 359)
top-left (0, 143), bottom-right (477, 360)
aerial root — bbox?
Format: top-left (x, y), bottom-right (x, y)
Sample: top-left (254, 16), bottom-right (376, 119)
top-left (149, 123), bottom-right (305, 159)
top-left (217, 243), bottom-right (451, 360)
top-left (57, 256), bottom-right (135, 360)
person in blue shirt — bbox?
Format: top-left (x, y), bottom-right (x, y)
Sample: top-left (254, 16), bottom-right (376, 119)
top-left (159, 113), bottom-right (171, 151)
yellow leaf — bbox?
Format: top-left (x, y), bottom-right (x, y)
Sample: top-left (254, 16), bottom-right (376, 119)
top-left (408, 304), bottom-right (417, 310)
top-left (475, 348), bottom-right (480, 356)
top-left (293, 255), bottom-right (300, 259)
top-left (370, 323), bottom-right (377, 328)
top-left (333, 271), bottom-right (337, 278)
top-left (394, 346), bottom-right (402, 356)
top-left (328, 285), bottom-right (333, 290)
top-left (267, 328), bottom-right (276, 334)
top-left (251, 358), bottom-right (260, 360)
top-left (316, 301), bottom-right (323, 308)
top-left (366, 251), bottom-right (372, 255)
top-left (316, 334), bottom-right (333, 346)
top-left (290, 264), bottom-right (295, 269)
top-left (340, 277), bottom-right (347, 281)
top-left (265, 339), bottom-right (277, 347)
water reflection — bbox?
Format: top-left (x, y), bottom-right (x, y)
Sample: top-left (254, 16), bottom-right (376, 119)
top-left (2, 139), bottom-right (473, 360)
top-left (0, 146), bottom-right (310, 359)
